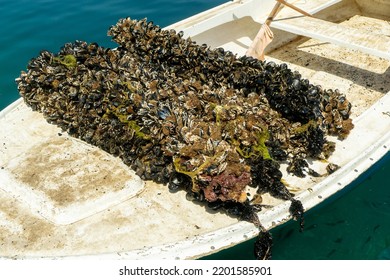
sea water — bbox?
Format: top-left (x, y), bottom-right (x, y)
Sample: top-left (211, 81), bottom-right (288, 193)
top-left (1, 0), bottom-right (389, 259)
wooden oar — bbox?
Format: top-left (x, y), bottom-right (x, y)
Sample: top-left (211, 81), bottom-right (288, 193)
top-left (246, 0), bottom-right (312, 61)
top-left (277, 0), bottom-right (312, 17)
top-left (246, 1), bottom-right (283, 60)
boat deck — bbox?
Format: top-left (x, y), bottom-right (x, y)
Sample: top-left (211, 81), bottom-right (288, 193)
top-left (191, 1), bottom-right (390, 119)
top-left (1, 0), bottom-right (389, 259)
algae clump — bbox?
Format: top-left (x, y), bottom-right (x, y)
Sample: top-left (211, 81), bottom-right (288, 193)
top-left (53, 54), bottom-right (77, 69)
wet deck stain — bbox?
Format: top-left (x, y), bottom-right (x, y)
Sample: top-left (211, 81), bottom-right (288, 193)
top-left (8, 137), bottom-right (134, 207)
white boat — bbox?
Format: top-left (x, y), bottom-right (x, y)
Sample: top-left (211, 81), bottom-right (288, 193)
top-left (0, 0), bottom-right (389, 259)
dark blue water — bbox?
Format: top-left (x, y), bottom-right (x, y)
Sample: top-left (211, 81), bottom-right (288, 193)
top-left (1, 0), bottom-right (389, 260)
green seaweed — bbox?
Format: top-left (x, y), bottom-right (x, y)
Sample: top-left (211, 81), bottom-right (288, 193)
top-left (53, 54), bottom-right (77, 68)
top-left (104, 107), bottom-right (150, 140)
top-left (173, 155), bottom-right (215, 193)
top-left (291, 119), bottom-right (318, 135)
top-left (231, 127), bottom-right (271, 160)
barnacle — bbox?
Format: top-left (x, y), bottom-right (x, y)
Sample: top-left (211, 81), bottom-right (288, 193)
top-left (16, 18), bottom-right (354, 260)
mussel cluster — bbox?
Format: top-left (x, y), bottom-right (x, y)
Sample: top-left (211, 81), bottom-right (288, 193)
top-left (16, 18), bottom-right (353, 259)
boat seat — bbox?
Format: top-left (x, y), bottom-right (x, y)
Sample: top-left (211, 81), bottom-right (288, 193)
top-left (271, 15), bottom-right (390, 60)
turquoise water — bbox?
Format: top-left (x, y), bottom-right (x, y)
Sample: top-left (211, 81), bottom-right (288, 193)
top-left (1, 0), bottom-right (389, 260)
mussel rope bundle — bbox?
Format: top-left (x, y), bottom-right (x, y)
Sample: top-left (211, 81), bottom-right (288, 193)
top-left (16, 18), bottom-right (353, 260)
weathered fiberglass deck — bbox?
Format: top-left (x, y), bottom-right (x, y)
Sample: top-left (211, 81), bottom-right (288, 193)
top-left (0, 0), bottom-right (389, 259)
